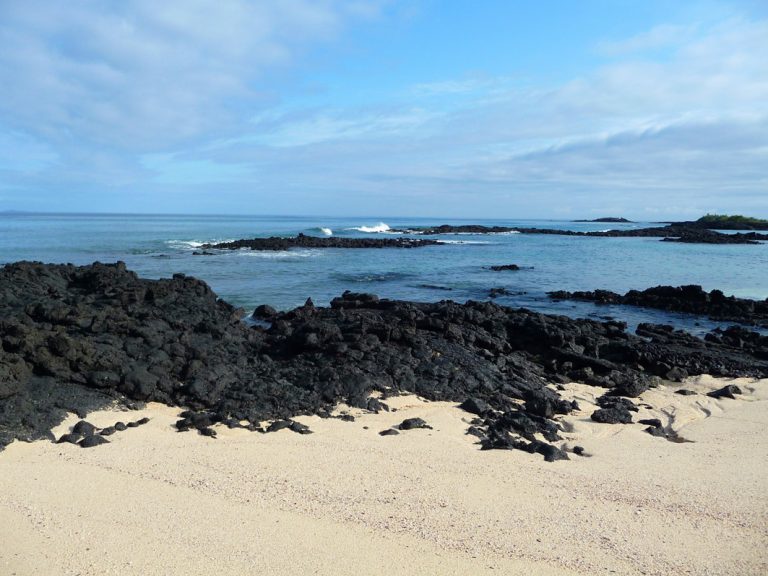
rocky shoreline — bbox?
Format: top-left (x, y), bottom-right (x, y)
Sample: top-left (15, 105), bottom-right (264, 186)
top-left (549, 285), bottom-right (768, 327)
top-left (392, 224), bottom-right (768, 244)
top-left (1, 262), bottom-right (766, 459)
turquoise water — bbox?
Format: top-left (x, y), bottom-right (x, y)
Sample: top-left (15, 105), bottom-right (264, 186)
top-left (2, 213), bottom-right (767, 334)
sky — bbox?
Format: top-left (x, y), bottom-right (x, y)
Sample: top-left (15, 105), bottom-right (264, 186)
top-left (0, 0), bottom-right (766, 219)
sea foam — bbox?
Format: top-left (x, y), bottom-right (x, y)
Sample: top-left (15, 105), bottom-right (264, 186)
top-left (348, 222), bottom-right (392, 233)
top-left (233, 249), bottom-right (320, 259)
top-left (165, 239), bottom-right (237, 250)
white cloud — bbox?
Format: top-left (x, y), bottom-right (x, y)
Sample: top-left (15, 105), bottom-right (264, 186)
top-left (0, 131), bottom-right (58, 171)
top-left (244, 106), bottom-right (440, 147)
top-left (0, 0), bottom-right (384, 152)
top-left (1, 7), bottom-right (767, 217)
top-left (203, 16), bottom-right (768, 216)
top-left (595, 23), bottom-right (698, 56)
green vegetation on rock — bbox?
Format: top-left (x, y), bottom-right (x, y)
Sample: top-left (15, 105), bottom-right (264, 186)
top-left (693, 214), bottom-right (768, 230)
top-left (697, 214), bottom-right (768, 225)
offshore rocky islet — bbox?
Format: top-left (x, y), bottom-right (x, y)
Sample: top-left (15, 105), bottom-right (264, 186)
top-left (389, 224), bottom-right (768, 244)
top-left (186, 220), bottom-right (768, 253)
top-left (1, 261), bottom-right (767, 460)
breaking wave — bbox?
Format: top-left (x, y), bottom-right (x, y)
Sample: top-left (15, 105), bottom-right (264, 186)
top-left (306, 226), bottom-right (333, 236)
top-left (347, 222), bottom-right (393, 233)
top-left (165, 239), bottom-right (235, 250)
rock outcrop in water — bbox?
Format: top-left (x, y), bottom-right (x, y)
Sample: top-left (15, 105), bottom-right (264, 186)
top-left (1, 262), bottom-right (766, 459)
top-left (394, 224), bottom-right (768, 244)
top-left (490, 264), bottom-right (522, 271)
top-left (548, 285), bottom-right (768, 327)
top-left (573, 217), bottom-right (633, 223)
top-left (660, 229), bottom-right (767, 244)
top-left (202, 233), bottom-right (441, 251)
top-left (393, 224), bottom-right (519, 235)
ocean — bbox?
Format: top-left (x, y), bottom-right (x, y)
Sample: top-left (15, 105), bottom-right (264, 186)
top-left (2, 213), bottom-right (767, 335)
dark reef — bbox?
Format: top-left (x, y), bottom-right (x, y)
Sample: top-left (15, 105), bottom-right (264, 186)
top-left (660, 230), bottom-right (766, 244)
top-left (393, 224), bottom-right (768, 244)
top-left (489, 264), bottom-right (522, 271)
top-left (573, 217), bottom-right (633, 223)
top-left (548, 285), bottom-right (768, 328)
top-left (1, 262), bottom-right (766, 459)
top-left (202, 233), bottom-right (442, 251)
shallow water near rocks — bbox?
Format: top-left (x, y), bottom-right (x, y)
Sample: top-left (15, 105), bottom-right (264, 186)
top-left (2, 213), bottom-right (767, 335)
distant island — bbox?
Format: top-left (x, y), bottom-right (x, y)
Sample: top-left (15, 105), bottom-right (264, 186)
top-left (572, 214), bottom-right (768, 228)
top-left (573, 217), bottom-right (633, 223)
top-left (671, 214), bottom-right (768, 231)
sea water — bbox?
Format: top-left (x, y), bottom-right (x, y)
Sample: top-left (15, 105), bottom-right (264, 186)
top-left (1, 213), bottom-right (766, 335)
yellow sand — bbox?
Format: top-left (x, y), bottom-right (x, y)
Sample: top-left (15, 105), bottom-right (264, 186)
top-left (1, 375), bottom-right (766, 576)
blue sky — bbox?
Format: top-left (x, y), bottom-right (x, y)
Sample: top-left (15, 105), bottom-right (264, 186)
top-left (0, 0), bottom-right (766, 218)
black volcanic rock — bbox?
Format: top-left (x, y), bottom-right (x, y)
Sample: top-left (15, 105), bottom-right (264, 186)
top-left (1, 261), bottom-right (766, 461)
top-left (597, 396), bottom-right (639, 412)
top-left (266, 420), bottom-right (293, 433)
top-left (459, 397), bottom-right (492, 416)
top-left (591, 407), bottom-right (633, 424)
top-left (661, 229), bottom-right (762, 244)
top-left (72, 420), bottom-right (97, 437)
top-left (79, 435), bottom-right (110, 448)
top-left (707, 384), bottom-right (742, 399)
top-left (530, 441), bottom-right (569, 462)
top-left (490, 264), bottom-right (521, 271)
top-left (398, 223), bottom-right (767, 244)
top-left (398, 417), bottom-right (432, 430)
top-left (488, 287), bottom-right (512, 299)
top-left (253, 304), bottom-right (277, 320)
top-left (56, 433), bottom-right (82, 445)
top-left (574, 217), bottom-right (633, 223)
top-left (289, 421), bottom-right (313, 434)
top-left (394, 224), bottom-right (518, 234)
top-left (549, 285), bottom-right (768, 327)
top-left (366, 397), bottom-right (389, 413)
top-left (202, 233), bottom-right (442, 251)
top-left (705, 327), bottom-right (768, 362)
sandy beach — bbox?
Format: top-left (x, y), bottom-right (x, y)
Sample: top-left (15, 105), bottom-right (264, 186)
top-left (3, 2), bottom-right (768, 574)
top-left (0, 375), bottom-right (766, 576)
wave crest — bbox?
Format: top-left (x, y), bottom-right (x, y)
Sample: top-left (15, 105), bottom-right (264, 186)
top-left (306, 227), bottom-right (333, 236)
top-left (348, 222), bottom-right (392, 233)
top-left (166, 239), bottom-right (234, 250)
